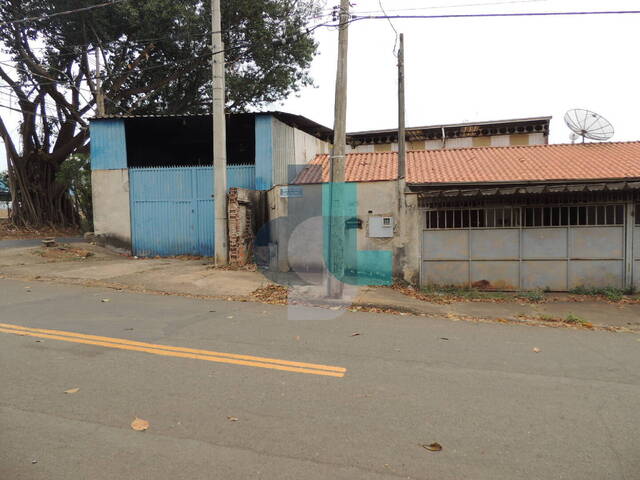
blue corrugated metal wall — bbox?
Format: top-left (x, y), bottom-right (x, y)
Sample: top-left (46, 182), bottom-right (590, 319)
top-left (90, 119), bottom-right (128, 170)
top-left (130, 165), bottom-right (255, 257)
top-left (254, 115), bottom-right (273, 190)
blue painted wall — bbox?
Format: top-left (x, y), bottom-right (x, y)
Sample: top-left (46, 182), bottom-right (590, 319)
top-left (90, 119), bottom-right (128, 170)
top-left (254, 115), bottom-right (273, 190)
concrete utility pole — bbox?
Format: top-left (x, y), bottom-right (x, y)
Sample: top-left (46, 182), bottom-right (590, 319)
top-left (95, 46), bottom-right (105, 116)
top-left (327, 0), bottom-right (350, 298)
top-left (397, 33), bottom-right (405, 180)
top-left (212, 0), bottom-right (228, 266)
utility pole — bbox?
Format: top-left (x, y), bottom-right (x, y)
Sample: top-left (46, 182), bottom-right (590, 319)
top-left (95, 45), bottom-right (105, 116)
top-left (212, 0), bottom-right (228, 266)
top-left (397, 33), bottom-right (405, 180)
top-left (327, 0), bottom-right (350, 298)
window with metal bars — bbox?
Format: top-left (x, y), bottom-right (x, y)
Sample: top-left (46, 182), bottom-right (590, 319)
top-left (522, 205), bottom-right (624, 227)
top-left (425, 204), bottom-right (625, 229)
top-left (425, 207), bottom-right (520, 229)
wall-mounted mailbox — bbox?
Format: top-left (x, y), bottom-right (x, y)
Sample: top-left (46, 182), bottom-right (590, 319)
top-left (368, 215), bottom-right (394, 238)
top-left (346, 217), bottom-right (363, 229)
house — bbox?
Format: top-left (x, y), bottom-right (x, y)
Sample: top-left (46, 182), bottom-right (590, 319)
top-left (90, 112), bottom-right (332, 255)
top-left (277, 141), bottom-right (640, 291)
top-left (346, 116), bottom-right (550, 152)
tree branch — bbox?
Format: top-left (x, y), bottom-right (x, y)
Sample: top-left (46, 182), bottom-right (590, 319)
top-left (0, 114), bottom-right (19, 162)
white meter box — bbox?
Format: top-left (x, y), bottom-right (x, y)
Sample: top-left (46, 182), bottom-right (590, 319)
top-left (368, 216), bottom-right (394, 238)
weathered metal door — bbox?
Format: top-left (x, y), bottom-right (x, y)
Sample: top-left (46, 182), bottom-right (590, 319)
top-left (421, 204), bottom-right (629, 291)
top-left (129, 166), bottom-right (255, 257)
top-left (634, 204), bottom-right (640, 290)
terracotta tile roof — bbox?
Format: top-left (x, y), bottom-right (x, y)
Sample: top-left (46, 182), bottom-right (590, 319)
top-left (292, 142), bottom-right (640, 185)
top-left (293, 152), bottom-right (398, 184)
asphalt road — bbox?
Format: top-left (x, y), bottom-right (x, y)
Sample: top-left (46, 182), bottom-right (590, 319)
top-left (0, 278), bottom-right (638, 480)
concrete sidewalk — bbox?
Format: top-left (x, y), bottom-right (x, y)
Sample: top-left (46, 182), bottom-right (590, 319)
top-left (0, 242), bottom-right (638, 331)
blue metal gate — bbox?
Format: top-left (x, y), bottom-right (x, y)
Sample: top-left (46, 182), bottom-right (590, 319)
top-left (130, 165), bottom-right (255, 257)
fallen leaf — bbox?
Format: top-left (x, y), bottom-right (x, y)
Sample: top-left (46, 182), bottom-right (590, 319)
top-left (64, 387), bottom-right (79, 394)
top-left (31, 459), bottom-right (38, 464)
top-left (350, 332), bottom-right (361, 337)
top-left (533, 347), bottom-right (541, 353)
top-left (440, 337), bottom-right (449, 341)
top-left (422, 442), bottom-right (442, 452)
top-left (227, 416), bottom-right (239, 422)
top-left (101, 298), bottom-right (110, 303)
top-left (131, 417), bottom-right (149, 431)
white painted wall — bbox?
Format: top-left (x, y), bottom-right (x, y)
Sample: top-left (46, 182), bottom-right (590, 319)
top-left (92, 169), bottom-right (132, 252)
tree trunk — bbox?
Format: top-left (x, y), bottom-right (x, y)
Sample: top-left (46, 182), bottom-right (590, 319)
top-left (8, 153), bottom-right (80, 228)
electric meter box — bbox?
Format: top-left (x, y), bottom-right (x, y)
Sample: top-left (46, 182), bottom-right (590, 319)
top-left (368, 215), bottom-right (394, 238)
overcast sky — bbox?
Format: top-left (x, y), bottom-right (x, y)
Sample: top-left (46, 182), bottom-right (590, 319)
top-left (1, 0), bottom-right (639, 170)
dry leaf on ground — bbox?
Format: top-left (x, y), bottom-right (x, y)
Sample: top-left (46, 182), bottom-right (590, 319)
top-left (101, 298), bottom-right (110, 303)
top-left (422, 442), bottom-right (443, 452)
top-left (131, 417), bottom-right (149, 431)
top-left (64, 387), bottom-right (79, 394)
top-left (227, 416), bottom-right (239, 422)
top-left (350, 332), bottom-right (361, 337)
top-left (532, 347), bottom-right (541, 353)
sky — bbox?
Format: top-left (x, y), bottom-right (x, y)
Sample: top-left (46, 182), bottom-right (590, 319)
top-left (1, 0), bottom-right (640, 170)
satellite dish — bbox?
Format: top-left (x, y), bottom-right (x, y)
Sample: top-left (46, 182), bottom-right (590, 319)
top-left (564, 109), bottom-right (614, 143)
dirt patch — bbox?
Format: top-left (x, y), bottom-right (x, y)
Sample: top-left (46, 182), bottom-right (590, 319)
top-left (0, 219), bottom-right (81, 240)
top-left (208, 263), bottom-right (258, 272)
top-left (394, 284), bottom-right (640, 306)
top-left (32, 244), bottom-right (94, 262)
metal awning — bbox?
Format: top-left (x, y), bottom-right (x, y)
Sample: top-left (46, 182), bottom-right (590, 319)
top-left (417, 181), bottom-right (640, 199)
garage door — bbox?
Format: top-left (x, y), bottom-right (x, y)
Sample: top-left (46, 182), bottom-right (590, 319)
top-left (421, 204), bottom-right (628, 291)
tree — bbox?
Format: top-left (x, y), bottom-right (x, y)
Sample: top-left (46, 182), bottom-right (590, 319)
top-left (0, 0), bottom-right (321, 227)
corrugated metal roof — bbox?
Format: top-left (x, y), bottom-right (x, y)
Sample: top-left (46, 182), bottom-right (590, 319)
top-left (293, 142), bottom-right (640, 185)
top-left (347, 116), bottom-right (552, 136)
top-left (91, 110), bottom-right (333, 141)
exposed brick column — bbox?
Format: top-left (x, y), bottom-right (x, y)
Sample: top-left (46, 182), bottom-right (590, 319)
top-left (227, 188), bottom-right (256, 266)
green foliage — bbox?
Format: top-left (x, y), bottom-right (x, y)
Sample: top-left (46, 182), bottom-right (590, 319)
top-left (565, 313), bottom-right (587, 325)
top-left (569, 286), bottom-right (627, 301)
top-left (421, 285), bottom-right (507, 300)
top-left (0, 0), bottom-right (321, 114)
top-left (516, 289), bottom-right (545, 302)
top-left (56, 154), bottom-right (92, 231)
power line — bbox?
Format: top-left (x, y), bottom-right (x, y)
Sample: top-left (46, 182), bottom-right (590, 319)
top-left (350, 0), bottom-right (553, 16)
top-left (345, 10), bottom-right (640, 25)
top-left (377, 0), bottom-right (399, 56)
top-left (0, 0), bottom-right (128, 28)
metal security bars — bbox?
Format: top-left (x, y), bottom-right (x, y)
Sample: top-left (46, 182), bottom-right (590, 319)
top-left (426, 207), bottom-right (521, 229)
top-left (425, 204), bottom-right (625, 229)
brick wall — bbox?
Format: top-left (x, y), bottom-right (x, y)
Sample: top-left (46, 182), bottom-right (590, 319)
top-left (227, 187), bottom-right (257, 265)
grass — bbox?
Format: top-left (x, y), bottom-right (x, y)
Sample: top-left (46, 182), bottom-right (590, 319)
top-left (564, 313), bottom-right (589, 326)
top-left (516, 289), bottom-right (545, 302)
top-left (569, 286), bottom-right (635, 302)
top-left (421, 285), bottom-right (549, 302)
top-left (421, 285), bottom-right (507, 300)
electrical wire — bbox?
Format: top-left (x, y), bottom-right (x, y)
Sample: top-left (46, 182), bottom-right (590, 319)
top-left (377, 0), bottom-right (399, 56)
top-left (345, 10), bottom-right (640, 25)
top-left (0, 0), bottom-right (128, 28)
top-left (350, 0), bottom-right (554, 16)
